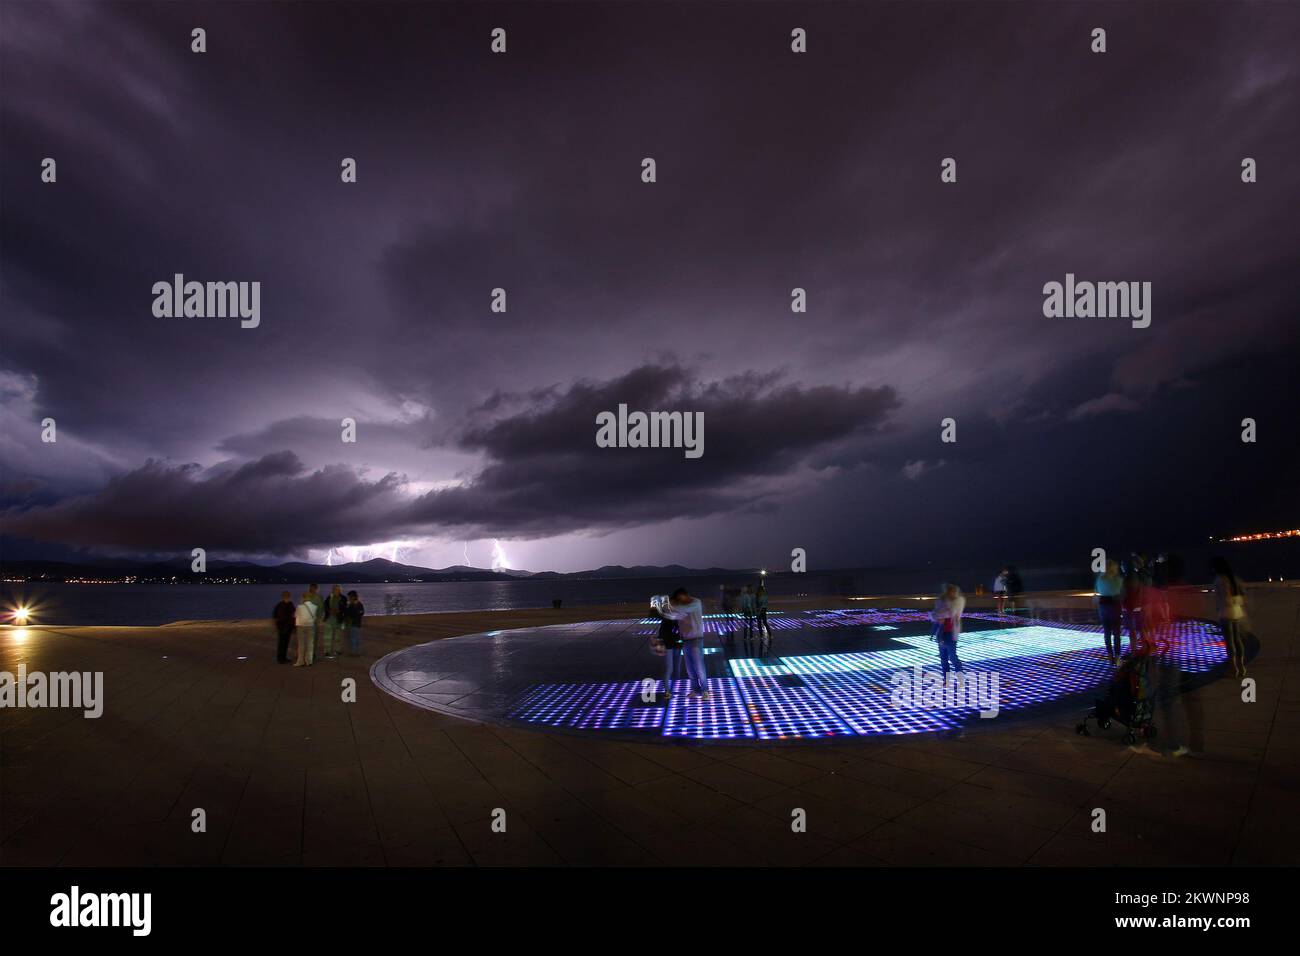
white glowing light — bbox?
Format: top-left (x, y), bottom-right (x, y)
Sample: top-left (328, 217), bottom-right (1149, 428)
top-left (491, 539), bottom-right (510, 572)
top-left (322, 541), bottom-right (414, 567)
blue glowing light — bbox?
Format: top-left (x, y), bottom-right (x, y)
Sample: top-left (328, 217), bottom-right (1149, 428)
top-left (505, 614), bottom-right (1228, 740)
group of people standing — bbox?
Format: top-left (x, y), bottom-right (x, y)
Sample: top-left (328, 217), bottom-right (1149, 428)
top-left (934, 552), bottom-right (1250, 686)
top-left (272, 584), bottom-right (365, 666)
top-left (1093, 553), bottom-right (1248, 675)
top-left (720, 584), bottom-right (771, 645)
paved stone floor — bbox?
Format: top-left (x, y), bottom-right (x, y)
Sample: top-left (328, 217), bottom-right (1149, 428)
top-left (2, 590), bottom-right (1296, 866)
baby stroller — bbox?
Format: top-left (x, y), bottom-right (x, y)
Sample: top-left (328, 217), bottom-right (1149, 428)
top-left (1076, 650), bottom-right (1157, 745)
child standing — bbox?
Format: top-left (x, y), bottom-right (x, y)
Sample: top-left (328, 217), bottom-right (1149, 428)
top-left (931, 583), bottom-right (966, 678)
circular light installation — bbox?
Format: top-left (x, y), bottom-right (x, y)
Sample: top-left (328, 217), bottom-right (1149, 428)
top-left (371, 608), bottom-right (1242, 743)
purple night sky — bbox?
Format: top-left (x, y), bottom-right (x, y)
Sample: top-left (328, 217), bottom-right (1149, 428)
top-left (2, 2), bottom-right (1298, 572)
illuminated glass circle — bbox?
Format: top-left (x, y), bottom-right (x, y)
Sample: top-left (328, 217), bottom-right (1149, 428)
top-left (369, 608), bottom-right (1241, 743)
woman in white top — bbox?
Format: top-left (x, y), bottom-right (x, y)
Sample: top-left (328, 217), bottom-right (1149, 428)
top-left (293, 593), bottom-right (319, 667)
top-left (1211, 557), bottom-right (1248, 677)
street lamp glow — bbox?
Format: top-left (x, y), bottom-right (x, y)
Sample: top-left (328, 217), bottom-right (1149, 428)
top-left (11, 606), bottom-right (30, 626)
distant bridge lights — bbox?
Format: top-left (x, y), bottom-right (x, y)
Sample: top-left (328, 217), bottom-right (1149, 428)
top-left (1218, 529), bottom-right (1300, 542)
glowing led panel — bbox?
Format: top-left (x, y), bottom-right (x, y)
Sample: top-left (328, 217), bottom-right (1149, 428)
top-left (371, 610), bottom-right (1239, 743)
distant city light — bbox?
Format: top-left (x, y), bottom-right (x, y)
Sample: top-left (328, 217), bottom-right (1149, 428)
top-left (1218, 528), bottom-right (1300, 542)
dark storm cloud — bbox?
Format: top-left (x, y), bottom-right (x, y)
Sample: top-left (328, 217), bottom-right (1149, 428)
top-left (2, 2), bottom-right (1299, 565)
top-left (1, 451), bottom-right (411, 554)
top-left (2, 366), bottom-right (898, 550)
top-left (407, 364), bottom-right (899, 536)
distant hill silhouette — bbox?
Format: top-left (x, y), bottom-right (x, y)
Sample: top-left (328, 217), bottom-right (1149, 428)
top-left (1, 556), bottom-right (762, 584)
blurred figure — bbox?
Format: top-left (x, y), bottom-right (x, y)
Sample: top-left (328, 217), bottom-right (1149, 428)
top-left (1212, 557), bottom-right (1249, 677)
top-left (322, 584), bottom-right (348, 660)
top-left (304, 583), bottom-right (324, 659)
top-left (1145, 554), bottom-right (1173, 655)
top-left (719, 585), bottom-right (737, 640)
top-left (930, 583), bottom-right (966, 678)
top-left (739, 584), bottom-right (756, 644)
top-left (1094, 559), bottom-right (1124, 663)
top-left (1121, 555), bottom-right (1146, 654)
top-left (660, 587), bottom-right (709, 699)
top-left (650, 598), bottom-right (684, 702)
top-left (272, 590), bottom-right (295, 664)
top-left (1004, 566), bottom-right (1024, 616)
top-left (755, 585), bottom-right (770, 647)
top-left (993, 568), bottom-right (1008, 614)
top-left (1147, 621), bottom-right (1203, 758)
top-left (293, 590), bottom-right (318, 667)
top-left (345, 590), bottom-right (364, 656)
